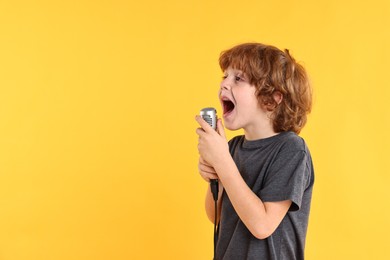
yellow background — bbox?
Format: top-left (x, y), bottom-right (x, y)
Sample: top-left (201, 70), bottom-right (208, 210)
top-left (1, 0), bottom-right (389, 259)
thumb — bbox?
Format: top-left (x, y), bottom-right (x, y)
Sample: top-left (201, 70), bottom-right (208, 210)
top-left (217, 119), bottom-right (226, 139)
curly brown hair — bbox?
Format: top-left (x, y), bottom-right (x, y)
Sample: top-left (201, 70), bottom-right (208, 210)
top-left (219, 43), bottom-right (312, 134)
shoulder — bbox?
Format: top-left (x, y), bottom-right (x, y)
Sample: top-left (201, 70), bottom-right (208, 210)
top-left (279, 132), bottom-right (308, 153)
top-left (278, 132), bottom-right (314, 172)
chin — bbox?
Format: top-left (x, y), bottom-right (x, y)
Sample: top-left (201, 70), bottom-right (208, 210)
top-left (223, 120), bottom-right (241, 131)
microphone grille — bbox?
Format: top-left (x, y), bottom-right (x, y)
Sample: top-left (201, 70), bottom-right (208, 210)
top-left (202, 114), bottom-right (213, 126)
top-left (200, 107), bottom-right (217, 130)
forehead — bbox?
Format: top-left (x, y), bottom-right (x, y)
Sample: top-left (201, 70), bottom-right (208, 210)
top-left (223, 67), bottom-right (245, 74)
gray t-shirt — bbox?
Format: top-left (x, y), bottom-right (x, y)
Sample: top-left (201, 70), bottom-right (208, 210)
top-left (216, 131), bottom-right (314, 260)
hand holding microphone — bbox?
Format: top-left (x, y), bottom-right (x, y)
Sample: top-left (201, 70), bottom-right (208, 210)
top-left (196, 108), bottom-right (228, 170)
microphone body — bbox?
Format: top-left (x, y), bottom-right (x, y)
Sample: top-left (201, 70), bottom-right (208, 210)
top-left (200, 107), bottom-right (219, 201)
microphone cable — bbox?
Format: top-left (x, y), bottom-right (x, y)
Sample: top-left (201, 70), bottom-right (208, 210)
top-left (210, 179), bottom-right (219, 260)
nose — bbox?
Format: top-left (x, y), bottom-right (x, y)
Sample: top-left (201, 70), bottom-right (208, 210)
top-left (220, 77), bottom-right (231, 90)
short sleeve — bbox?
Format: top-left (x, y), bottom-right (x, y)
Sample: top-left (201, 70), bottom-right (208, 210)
top-left (258, 149), bottom-right (311, 211)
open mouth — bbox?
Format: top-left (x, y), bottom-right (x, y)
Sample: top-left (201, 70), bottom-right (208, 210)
top-left (222, 98), bottom-right (235, 116)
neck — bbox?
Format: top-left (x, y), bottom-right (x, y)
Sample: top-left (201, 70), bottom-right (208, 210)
top-left (243, 119), bottom-right (278, 140)
top-left (244, 128), bottom-right (279, 141)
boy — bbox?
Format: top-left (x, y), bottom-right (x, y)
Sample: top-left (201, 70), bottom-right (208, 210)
top-left (195, 43), bottom-right (314, 260)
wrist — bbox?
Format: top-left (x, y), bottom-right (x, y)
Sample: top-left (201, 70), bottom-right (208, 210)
top-left (214, 155), bottom-right (235, 179)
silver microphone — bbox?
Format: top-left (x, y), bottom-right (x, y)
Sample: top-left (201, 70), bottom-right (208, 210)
top-left (200, 107), bottom-right (217, 130)
top-left (199, 107), bottom-right (219, 202)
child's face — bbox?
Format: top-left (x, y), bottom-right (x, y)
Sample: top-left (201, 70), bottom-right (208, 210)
top-left (219, 67), bottom-right (270, 134)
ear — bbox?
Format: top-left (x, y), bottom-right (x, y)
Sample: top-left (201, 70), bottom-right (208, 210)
top-left (272, 91), bottom-right (283, 105)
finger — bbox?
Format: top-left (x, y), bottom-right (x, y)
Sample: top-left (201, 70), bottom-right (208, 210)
top-left (199, 162), bottom-right (216, 174)
top-left (195, 127), bottom-right (206, 137)
top-left (199, 170), bottom-right (219, 182)
top-left (195, 115), bottom-right (214, 133)
top-left (217, 118), bottom-right (227, 139)
top-left (199, 156), bottom-right (212, 166)
top-left (207, 174), bottom-right (219, 181)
